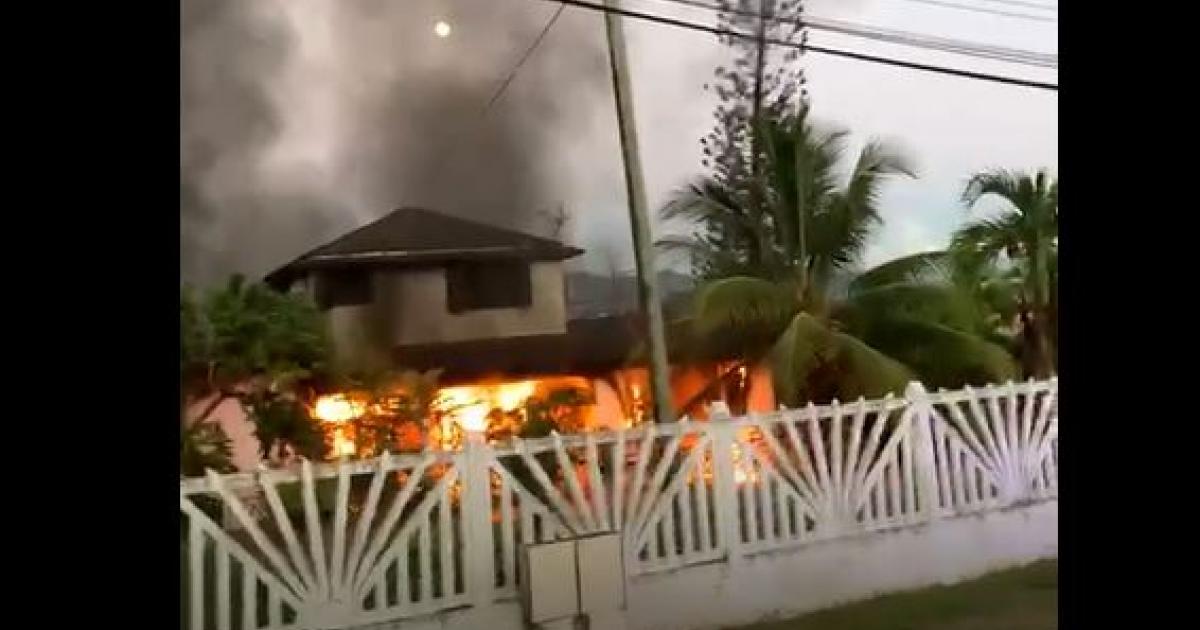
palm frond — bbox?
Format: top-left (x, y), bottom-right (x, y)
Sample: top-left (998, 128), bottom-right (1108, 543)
top-left (962, 168), bottom-right (1026, 208)
top-left (653, 234), bottom-right (722, 265)
top-left (961, 168), bottom-right (1057, 248)
top-left (855, 317), bottom-right (1017, 389)
top-left (769, 312), bottom-right (836, 406)
top-left (837, 140), bottom-right (917, 226)
top-left (770, 312), bottom-right (913, 406)
top-left (839, 282), bottom-right (981, 335)
top-left (848, 250), bottom-right (950, 295)
top-left (950, 217), bottom-right (1020, 262)
top-left (826, 330), bottom-right (915, 399)
top-left (692, 276), bottom-right (797, 341)
top-left (811, 139), bottom-right (916, 271)
top-left (760, 110), bottom-right (850, 269)
top-left (659, 177), bottom-right (772, 275)
top-left (660, 178), bottom-right (744, 223)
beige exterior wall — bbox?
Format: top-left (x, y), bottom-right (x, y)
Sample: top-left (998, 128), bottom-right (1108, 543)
top-left (388, 262), bottom-right (567, 345)
top-left (308, 262), bottom-right (568, 367)
top-left (292, 275), bottom-right (391, 369)
top-left (326, 302), bottom-right (391, 369)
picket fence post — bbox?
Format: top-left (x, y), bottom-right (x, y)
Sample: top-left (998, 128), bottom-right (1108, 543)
top-left (708, 402), bottom-right (744, 569)
top-left (461, 429), bottom-right (496, 608)
top-left (905, 382), bottom-right (944, 522)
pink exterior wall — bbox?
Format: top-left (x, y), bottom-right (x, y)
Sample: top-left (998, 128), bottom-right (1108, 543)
top-left (186, 395), bottom-right (261, 473)
top-left (591, 379), bottom-right (628, 431)
top-left (747, 365), bottom-right (776, 413)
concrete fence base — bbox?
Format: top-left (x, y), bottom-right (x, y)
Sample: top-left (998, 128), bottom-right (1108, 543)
top-left (353, 500), bottom-right (1056, 630)
top-left (625, 500), bottom-right (1058, 630)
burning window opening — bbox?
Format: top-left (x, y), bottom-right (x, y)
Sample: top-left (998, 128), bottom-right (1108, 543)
top-left (432, 375), bottom-right (599, 449)
top-left (311, 373), bottom-right (642, 459)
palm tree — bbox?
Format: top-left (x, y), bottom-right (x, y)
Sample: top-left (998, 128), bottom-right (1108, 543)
top-left (952, 169), bottom-right (1058, 377)
top-left (842, 246), bottom-right (1022, 389)
top-left (659, 108), bottom-right (1017, 405)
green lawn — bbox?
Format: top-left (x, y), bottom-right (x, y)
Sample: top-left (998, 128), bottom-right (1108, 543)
top-left (730, 560), bottom-right (1057, 630)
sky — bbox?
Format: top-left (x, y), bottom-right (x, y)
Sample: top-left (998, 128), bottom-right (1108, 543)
top-left (584, 0), bottom-right (1058, 270)
top-left (181, 0), bottom-right (1057, 284)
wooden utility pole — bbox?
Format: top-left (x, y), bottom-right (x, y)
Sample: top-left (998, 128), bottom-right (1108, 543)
top-left (602, 0), bottom-right (674, 423)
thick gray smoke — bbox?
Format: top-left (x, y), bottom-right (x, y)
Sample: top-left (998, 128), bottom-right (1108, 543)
top-left (181, 0), bottom-right (608, 287)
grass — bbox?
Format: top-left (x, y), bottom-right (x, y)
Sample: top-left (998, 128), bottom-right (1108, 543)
top-left (729, 560), bottom-right (1057, 630)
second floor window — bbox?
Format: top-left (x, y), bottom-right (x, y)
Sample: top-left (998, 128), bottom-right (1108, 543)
top-left (446, 261), bottom-right (533, 312)
top-left (315, 270), bottom-right (372, 309)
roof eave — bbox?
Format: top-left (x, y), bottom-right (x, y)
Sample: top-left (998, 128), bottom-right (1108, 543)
top-left (265, 245), bottom-right (584, 286)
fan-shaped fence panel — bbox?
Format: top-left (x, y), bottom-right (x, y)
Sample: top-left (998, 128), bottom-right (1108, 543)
top-left (927, 380), bottom-right (1058, 514)
top-left (180, 453), bottom-right (467, 630)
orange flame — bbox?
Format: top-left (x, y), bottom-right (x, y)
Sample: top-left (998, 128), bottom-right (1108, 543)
top-left (435, 380), bottom-right (536, 434)
top-left (312, 394), bottom-right (365, 424)
top-left (315, 375), bottom-right (598, 455)
top-left (333, 430), bottom-right (356, 457)
top-left (311, 394), bottom-right (366, 458)
top-left (732, 443), bottom-right (758, 485)
top-left (690, 431), bottom-right (760, 486)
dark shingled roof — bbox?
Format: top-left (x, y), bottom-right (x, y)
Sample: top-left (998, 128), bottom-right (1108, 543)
top-left (390, 315), bottom-right (739, 384)
top-left (266, 207), bottom-right (583, 286)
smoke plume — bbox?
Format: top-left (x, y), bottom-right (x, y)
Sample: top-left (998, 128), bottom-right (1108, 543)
top-left (181, 0), bottom-right (608, 287)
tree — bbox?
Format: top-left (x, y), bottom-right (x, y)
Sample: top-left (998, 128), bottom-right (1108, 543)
top-left (660, 109), bottom-right (1017, 404)
top-left (180, 420), bottom-right (236, 477)
top-left (843, 247), bottom-right (1023, 389)
top-left (690, 1), bottom-right (806, 279)
top-left (703, 1), bottom-right (806, 187)
top-left (180, 275), bottom-right (331, 473)
top-left (952, 168), bottom-right (1058, 377)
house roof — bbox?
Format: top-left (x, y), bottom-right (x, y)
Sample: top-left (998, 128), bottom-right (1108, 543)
top-left (391, 314), bottom-right (738, 384)
top-left (266, 207), bottom-right (584, 286)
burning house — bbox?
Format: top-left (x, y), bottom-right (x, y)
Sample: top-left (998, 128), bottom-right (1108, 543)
top-left (253, 207), bottom-right (775, 460)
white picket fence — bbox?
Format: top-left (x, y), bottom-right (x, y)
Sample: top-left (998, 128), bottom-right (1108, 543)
top-left (179, 378), bottom-right (1058, 630)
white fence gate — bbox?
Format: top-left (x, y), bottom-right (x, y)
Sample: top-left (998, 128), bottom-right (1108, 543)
top-left (180, 379), bottom-right (1058, 630)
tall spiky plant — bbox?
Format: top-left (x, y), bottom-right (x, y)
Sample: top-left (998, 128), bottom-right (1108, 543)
top-left (690, 1), bottom-right (807, 279)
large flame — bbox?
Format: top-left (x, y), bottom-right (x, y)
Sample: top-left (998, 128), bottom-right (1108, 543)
top-left (312, 394), bottom-right (366, 458)
top-left (436, 380), bottom-right (537, 433)
top-left (311, 376), bottom-right (601, 456)
top-left (313, 394), bottom-right (365, 424)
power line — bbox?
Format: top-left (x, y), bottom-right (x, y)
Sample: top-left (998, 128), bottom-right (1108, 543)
top-left (968, 0), bottom-right (1057, 12)
top-left (809, 15), bottom-right (1055, 67)
top-left (805, 42), bottom-right (1055, 89)
top-left (894, 0), bottom-right (1057, 22)
top-left (484, 3), bottom-right (568, 113)
top-left (654, 0), bottom-right (1055, 61)
top-left (422, 4), bottom-right (565, 196)
top-left (647, 0), bottom-right (1056, 68)
top-left (537, 0), bottom-right (1058, 90)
